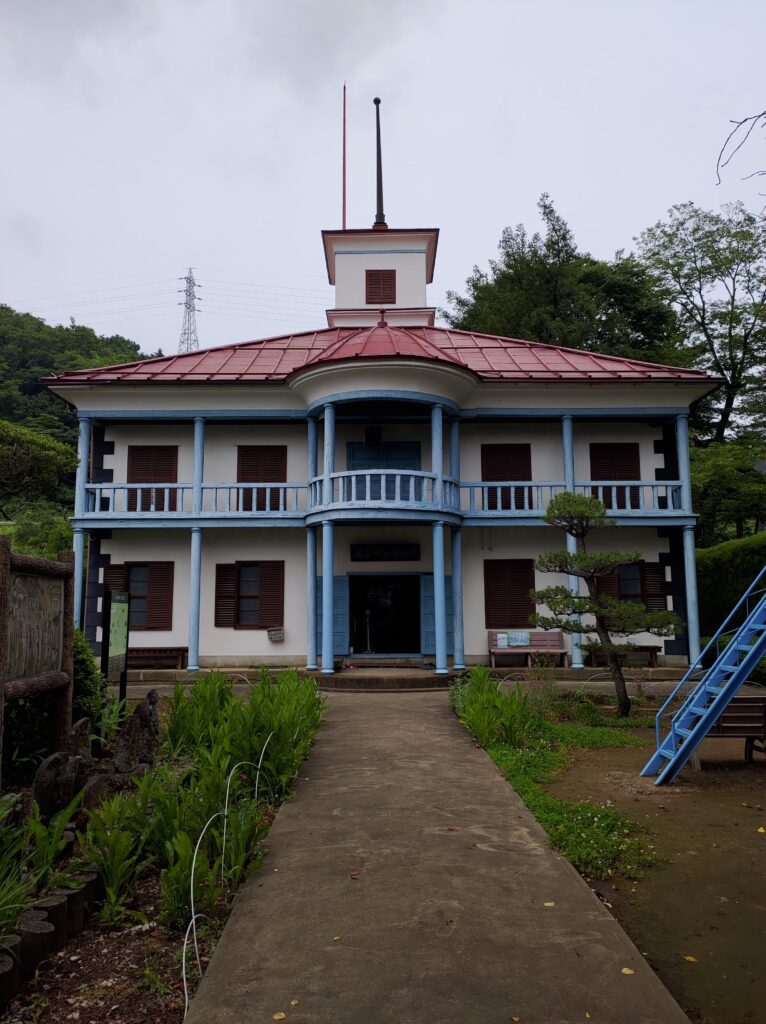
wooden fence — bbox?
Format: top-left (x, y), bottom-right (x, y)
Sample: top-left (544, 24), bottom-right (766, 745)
top-left (0, 536), bottom-right (74, 788)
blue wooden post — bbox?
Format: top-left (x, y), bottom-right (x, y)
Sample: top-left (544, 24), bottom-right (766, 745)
top-left (323, 404), bottom-right (335, 507)
top-left (306, 527), bottom-right (318, 670)
top-left (431, 405), bottom-right (443, 505)
top-left (73, 417), bottom-right (91, 630)
top-left (451, 527), bottom-right (465, 669)
top-left (450, 418), bottom-right (460, 478)
top-left (432, 520), bottom-right (448, 674)
top-left (321, 520), bottom-right (335, 674)
top-left (307, 416), bottom-right (318, 493)
top-left (675, 413), bottom-right (692, 512)
top-left (683, 525), bottom-right (701, 663)
top-left (561, 415), bottom-right (584, 669)
top-left (188, 527), bottom-right (202, 671)
top-left (192, 416), bottom-right (205, 515)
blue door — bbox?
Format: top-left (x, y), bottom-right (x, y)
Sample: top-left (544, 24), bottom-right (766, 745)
top-left (420, 575), bottom-right (454, 655)
top-left (316, 575), bottom-right (350, 655)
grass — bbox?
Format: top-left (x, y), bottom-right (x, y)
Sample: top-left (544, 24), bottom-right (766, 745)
top-left (451, 669), bottom-right (658, 879)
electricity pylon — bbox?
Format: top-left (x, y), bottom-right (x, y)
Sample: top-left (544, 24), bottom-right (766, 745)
top-left (178, 268), bottom-right (201, 353)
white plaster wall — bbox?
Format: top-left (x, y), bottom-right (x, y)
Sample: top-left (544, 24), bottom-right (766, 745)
top-left (203, 424), bottom-right (308, 482)
top-left (330, 525), bottom-right (448, 574)
top-left (334, 251), bottom-right (427, 308)
top-left (573, 422), bottom-right (665, 481)
top-left (460, 423), bottom-right (563, 482)
top-left (331, 423), bottom-right (446, 475)
top-left (55, 385), bottom-right (305, 413)
top-left (103, 425), bottom-right (194, 485)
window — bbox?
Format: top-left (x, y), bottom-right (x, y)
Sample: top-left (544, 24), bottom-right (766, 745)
top-left (237, 445), bottom-right (287, 511)
top-left (126, 445), bottom-right (178, 512)
top-left (597, 562), bottom-right (666, 610)
top-left (214, 561), bottom-right (285, 629)
top-left (481, 444), bottom-right (532, 511)
top-left (589, 443), bottom-right (640, 510)
top-left (103, 561), bottom-right (174, 630)
top-left (365, 269), bottom-right (396, 305)
top-left (483, 559), bottom-right (535, 628)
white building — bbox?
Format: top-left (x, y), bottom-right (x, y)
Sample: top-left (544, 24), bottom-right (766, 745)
top-left (47, 204), bottom-right (717, 674)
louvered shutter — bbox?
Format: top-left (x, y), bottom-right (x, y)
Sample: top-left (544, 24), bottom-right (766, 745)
top-left (595, 573), bottom-right (620, 598)
top-left (237, 446), bottom-right (287, 511)
top-left (146, 562), bottom-right (174, 630)
top-left (127, 446), bottom-right (178, 512)
top-left (641, 563), bottom-right (667, 611)
top-left (215, 564), bottom-right (237, 627)
top-left (103, 564), bottom-right (127, 591)
top-left (365, 269), bottom-right (396, 305)
top-left (484, 559), bottom-right (535, 628)
top-left (481, 444), bottom-right (532, 511)
top-left (258, 561), bottom-right (285, 627)
top-left (589, 443), bottom-right (640, 510)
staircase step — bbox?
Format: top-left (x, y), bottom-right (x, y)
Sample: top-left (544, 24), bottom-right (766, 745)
top-left (705, 684), bottom-right (725, 695)
top-left (676, 726), bottom-right (693, 738)
top-left (659, 744), bottom-right (675, 759)
top-left (687, 706), bottom-right (707, 717)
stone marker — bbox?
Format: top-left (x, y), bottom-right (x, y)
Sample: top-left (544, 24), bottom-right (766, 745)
top-left (133, 689), bottom-right (160, 764)
top-left (113, 714), bottom-right (140, 773)
top-left (31, 752), bottom-right (86, 822)
top-left (66, 718), bottom-right (92, 763)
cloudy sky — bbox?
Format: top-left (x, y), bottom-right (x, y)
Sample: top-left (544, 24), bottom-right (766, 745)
top-left (2, 0), bottom-right (764, 356)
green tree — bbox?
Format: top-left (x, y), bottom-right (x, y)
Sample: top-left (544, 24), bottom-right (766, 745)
top-left (0, 305), bottom-right (151, 447)
top-left (11, 501), bottom-right (73, 558)
top-left (0, 420), bottom-right (77, 519)
top-left (445, 194), bottom-right (683, 363)
top-left (532, 493), bottom-right (681, 717)
top-left (636, 202), bottom-right (766, 443)
top-left (691, 440), bottom-right (766, 547)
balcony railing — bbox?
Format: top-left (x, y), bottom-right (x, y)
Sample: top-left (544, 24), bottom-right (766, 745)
top-left (82, 477), bottom-right (686, 519)
top-left (84, 483), bottom-right (308, 515)
top-left (308, 471), bottom-right (460, 510)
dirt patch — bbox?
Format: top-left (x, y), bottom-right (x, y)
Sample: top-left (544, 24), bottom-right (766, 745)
top-left (544, 731), bottom-right (766, 1024)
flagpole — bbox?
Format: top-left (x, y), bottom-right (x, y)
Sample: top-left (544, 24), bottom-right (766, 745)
top-left (342, 83), bottom-right (347, 230)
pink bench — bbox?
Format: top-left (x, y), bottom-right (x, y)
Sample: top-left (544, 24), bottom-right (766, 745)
top-left (487, 629), bottom-right (569, 668)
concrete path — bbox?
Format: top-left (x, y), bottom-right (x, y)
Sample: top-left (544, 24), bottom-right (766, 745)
top-left (188, 692), bottom-right (687, 1024)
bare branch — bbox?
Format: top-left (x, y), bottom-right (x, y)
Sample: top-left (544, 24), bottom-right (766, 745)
top-left (716, 110), bottom-right (766, 185)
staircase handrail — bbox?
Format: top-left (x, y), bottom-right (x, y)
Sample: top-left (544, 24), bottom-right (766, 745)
top-left (653, 563), bottom-right (766, 746)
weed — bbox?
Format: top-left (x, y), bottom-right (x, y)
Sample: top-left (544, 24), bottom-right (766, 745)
top-left (25, 792), bottom-right (83, 892)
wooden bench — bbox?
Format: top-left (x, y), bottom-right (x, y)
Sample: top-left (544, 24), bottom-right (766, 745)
top-left (586, 645), bottom-right (662, 668)
top-left (487, 629), bottom-right (569, 668)
top-left (706, 694), bottom-right (766, 761)
top-left (128, 647), bottom-right (188, 670)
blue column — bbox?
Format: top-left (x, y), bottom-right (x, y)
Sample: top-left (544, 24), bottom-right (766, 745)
top-left (192, 417), bottom-right (205, 515)
top-left (323, 404), bottom-right (335, 507)
top-left (451, 527), bottom-right (465, 669)
top-left (683, 525), bottom-right (701, 663)
top-left (73, 417), bottom-right (91, 631)
top-left (188, 527), bottom-right (202, 671)
top-left (675, 413), bottom-right (692, 512)
top-left (321, 520), bottom-right (335, 674)
top-left (450, 419), bottom-right (460, 479)
top-left (307, 416), bottom-right (318, 506)
top-left (561, 415), bottom-right (583, 669)
top-left (433, 521), bottom-right (448, 674)
top-left (431, 404), bottom-right (444, 506)
top-left (306, 527), bottom-right (318, 670)
top-left (73, 529), bottom-right (85, 630)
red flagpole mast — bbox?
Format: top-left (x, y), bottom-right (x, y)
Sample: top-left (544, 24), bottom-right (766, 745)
top-left (342, 83), bottom-right (347, 230)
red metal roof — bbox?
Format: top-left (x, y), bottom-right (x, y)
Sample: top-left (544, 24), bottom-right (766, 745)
top-left (45, 324), bottom-right (717, 385)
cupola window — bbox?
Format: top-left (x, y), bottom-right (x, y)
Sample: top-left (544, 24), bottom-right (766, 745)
top-left (365, 269), bottom-right (396, 305)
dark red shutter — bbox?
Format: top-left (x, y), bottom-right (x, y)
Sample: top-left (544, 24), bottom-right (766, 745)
top-left (481, 444), bottom-right (532, 510)
top-left (484, 559), bottom-right (535, 628)
top-left (642, 563), bottom-right (667, 611)
top-left (127, 446), bottom-right (178, 512)
top-left (215, 564), bottom-right (237, 627)
top-left (237, 446), bottom-right (287, 511)
top-left (258, 561), bottom-right (285, 627)
top-left (589, 443), bottom-right (640, 510)
top-left (146, 562), bottom-right (174, 630)
top-left (103, 563), bottom-right (127, 591)
top-left (365, 269), bottom-right (396, 305)
top-left (596, 573), bottom-right (620, 598)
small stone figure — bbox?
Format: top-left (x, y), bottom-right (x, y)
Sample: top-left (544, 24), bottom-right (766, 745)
top-left (32, 752), bottom-right (87, 821)
top-left (112, 714), bottom-right (140, 773)
top-left (66, 718), bottom-right (92, 764)
top-left (132, 689), bottom-right (159, 764)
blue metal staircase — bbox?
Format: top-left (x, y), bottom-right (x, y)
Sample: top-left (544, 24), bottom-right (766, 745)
top-left (641, 565), bottom-right (766, 785)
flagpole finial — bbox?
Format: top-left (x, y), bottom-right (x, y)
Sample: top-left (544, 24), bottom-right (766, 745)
top-left (373, 97), bottom-right (388, 230)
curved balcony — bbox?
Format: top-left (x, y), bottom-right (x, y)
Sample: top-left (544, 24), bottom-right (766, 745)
top-left (308, 471), bottom-right (460, 514)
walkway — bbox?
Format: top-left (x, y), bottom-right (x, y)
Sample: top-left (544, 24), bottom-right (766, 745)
top-left (187, 692), bottom-right (687, 1024)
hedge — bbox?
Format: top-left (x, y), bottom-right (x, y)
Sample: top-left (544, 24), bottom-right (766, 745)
top-left (697, 532), bottom-right (766, 637)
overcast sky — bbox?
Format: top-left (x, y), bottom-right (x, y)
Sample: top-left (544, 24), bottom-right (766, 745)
top-left (2, 0), bottom-right (765, 356)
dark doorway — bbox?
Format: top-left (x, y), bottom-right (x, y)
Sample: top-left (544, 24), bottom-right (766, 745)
top-left (349, 575), bottom-right (421, 654)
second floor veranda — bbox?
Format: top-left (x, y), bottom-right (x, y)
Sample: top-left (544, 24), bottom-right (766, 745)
top-left (73, 398), bottom-right (696, 528)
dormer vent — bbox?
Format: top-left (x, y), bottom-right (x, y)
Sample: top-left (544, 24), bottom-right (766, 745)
top-left (366, 269), bottom-right (396, 305)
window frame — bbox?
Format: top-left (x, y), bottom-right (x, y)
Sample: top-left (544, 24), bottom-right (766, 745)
top-left (231, 560), bottom-right (283, 630)
top-left (122, 560), bottom-right (174, 631)
top-left (365, 268), bottom-right (396, 305)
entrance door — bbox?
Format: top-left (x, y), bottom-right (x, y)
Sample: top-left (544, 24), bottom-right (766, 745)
top-left (349, 575), bottom-right (421, 654)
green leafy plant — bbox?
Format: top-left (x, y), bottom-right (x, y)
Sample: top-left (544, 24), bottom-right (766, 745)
top-left (78, 794), bottom-right (150, 925)
top-left (72, 629), bottom-right (107, 722)
top-left (0, 795), bottom-right (34, 934)
top-left (25, 792), bottom-right (82, 893)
